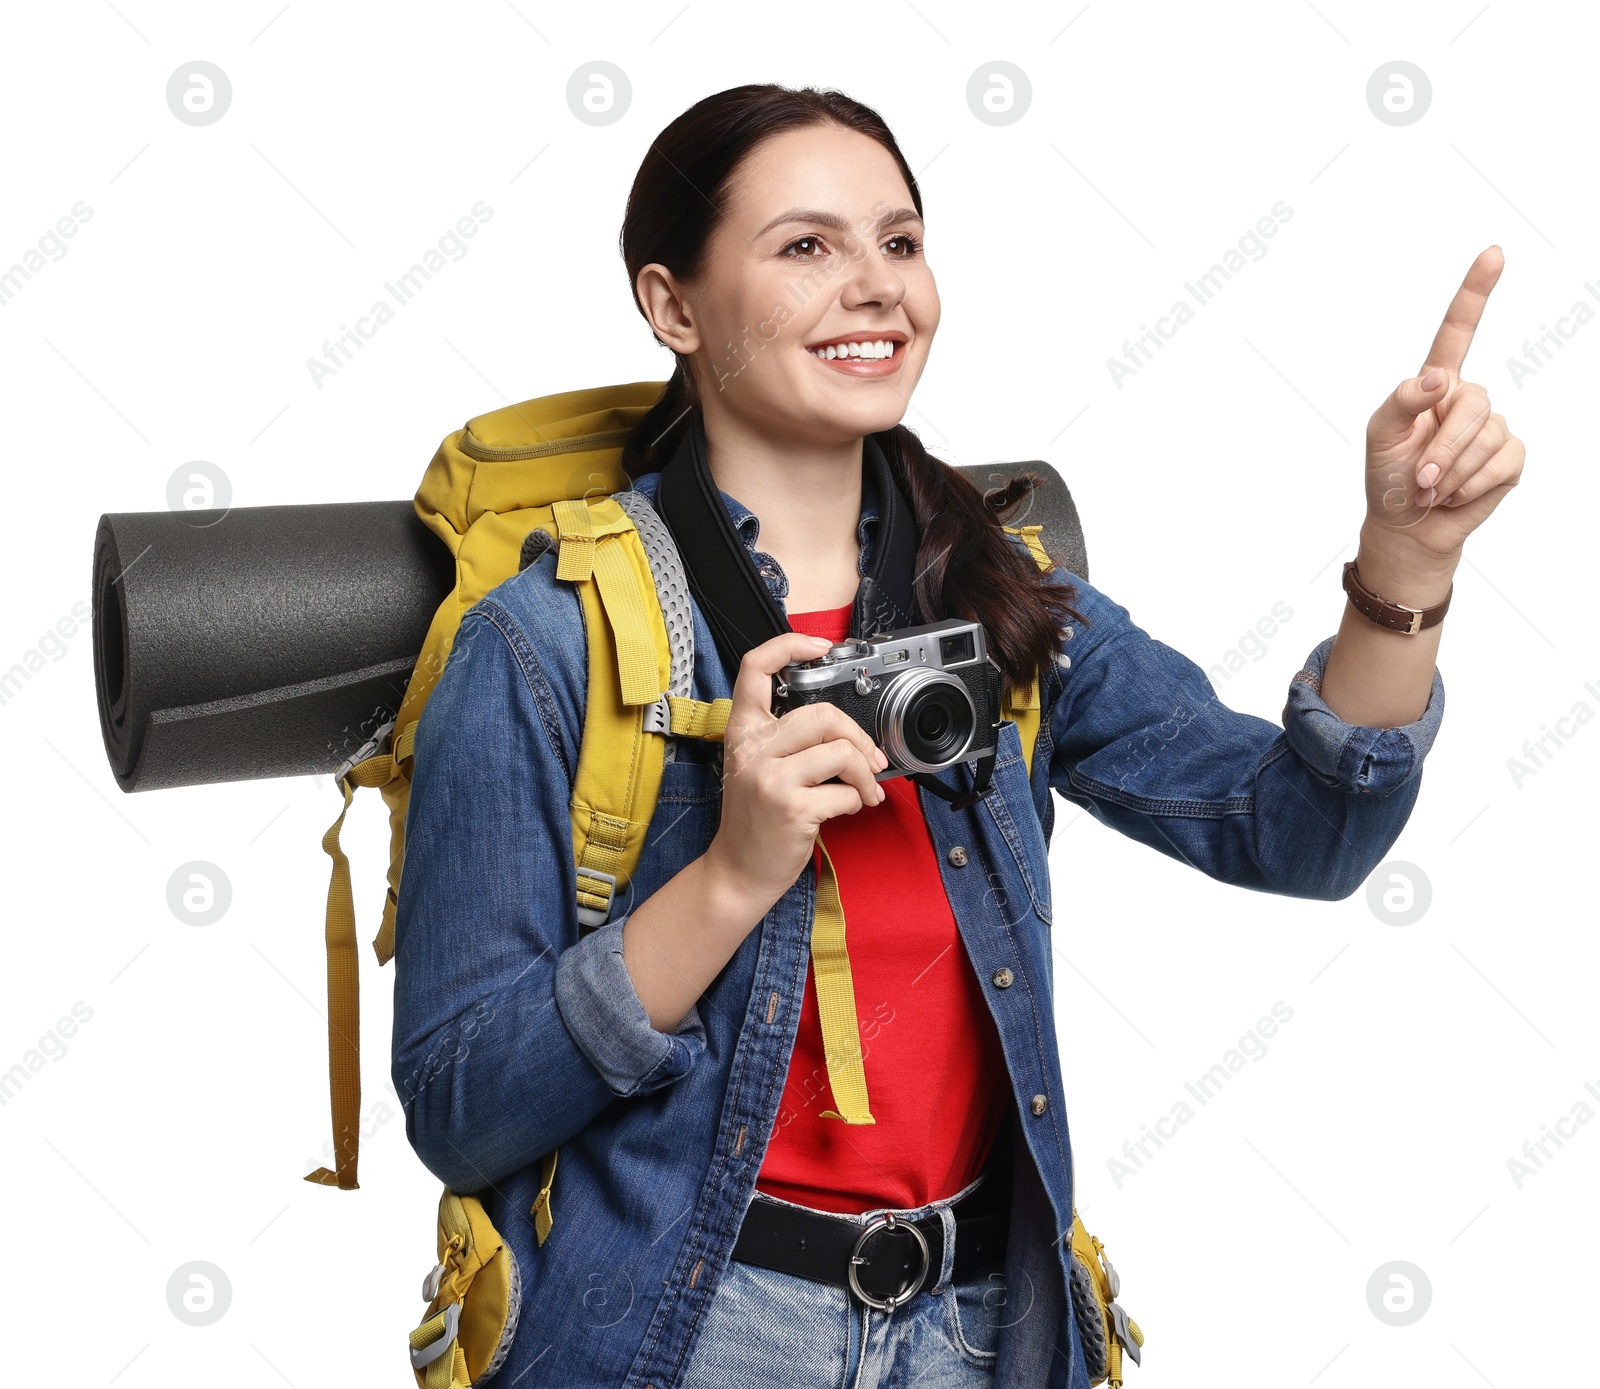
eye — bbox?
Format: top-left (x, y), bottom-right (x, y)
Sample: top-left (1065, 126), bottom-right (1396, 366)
top-left (781, 235), bottom-right (828, 258)
top-left (884, 234), bottom-right (922, 258)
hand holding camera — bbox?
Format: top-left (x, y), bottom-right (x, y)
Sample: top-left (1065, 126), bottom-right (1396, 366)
top-left (772, 618), bottom-right (1002, 777)
top-left (701, 619), bottom-right (1002, 919)
top-left (701, 630), bottom-right (890, 920)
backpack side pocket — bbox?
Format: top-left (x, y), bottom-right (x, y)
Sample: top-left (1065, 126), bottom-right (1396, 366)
top-left (409, 1189), bottom-right (521, 1387)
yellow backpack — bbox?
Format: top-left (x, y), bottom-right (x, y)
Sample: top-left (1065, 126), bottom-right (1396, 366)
top-left (307, 380), bottom-right (1141, 1386)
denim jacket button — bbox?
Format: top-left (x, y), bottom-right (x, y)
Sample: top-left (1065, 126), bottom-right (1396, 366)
top-left (1030, 1093), bottom-right (1049, 1116)
top-left (947, 845), bottom-right (969, 868)
top-left (992, 967), bottom-right (1013, 989)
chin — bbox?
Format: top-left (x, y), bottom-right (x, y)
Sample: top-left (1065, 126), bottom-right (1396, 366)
top-left (788, 387), bottom-right (910, 443)
top-left (803, 407), bottom-right (905, 446)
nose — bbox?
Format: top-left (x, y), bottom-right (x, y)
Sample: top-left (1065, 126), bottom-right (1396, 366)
top-left (839, 243), bottom-right (907, 313)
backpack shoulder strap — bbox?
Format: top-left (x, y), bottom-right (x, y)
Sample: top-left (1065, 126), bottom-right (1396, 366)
top-left (547, 496), bottom-right (673, 929)
top-left (547, 493), bottom-right (732, 929)
top-left (1000, 523), bottom-right (1055, 779)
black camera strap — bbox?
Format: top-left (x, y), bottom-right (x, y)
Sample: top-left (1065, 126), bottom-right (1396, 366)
top-left (650, 410), bottom-right (995, 809)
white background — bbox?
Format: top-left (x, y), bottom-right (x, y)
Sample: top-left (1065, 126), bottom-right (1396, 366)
top-left (1, 2), bottom-right (1593, 1385)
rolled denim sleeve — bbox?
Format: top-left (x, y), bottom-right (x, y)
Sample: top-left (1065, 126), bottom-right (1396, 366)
top-left (391, 588), bottom-right (705, 1194)
top-left (1040, 567), bottom-right (1445, 902)
top-left (554, 917), bottom-right (706, 1098)
top-left (1281, 634), bottom-right (1445, 794)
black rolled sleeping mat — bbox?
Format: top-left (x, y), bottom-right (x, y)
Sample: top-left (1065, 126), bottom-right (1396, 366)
top-left (92, 501), bottom-right (455, 793)
top-left (91, 463), bottom-right (1085, 795)
top-left (953, 459), bottom-right (1089, 583)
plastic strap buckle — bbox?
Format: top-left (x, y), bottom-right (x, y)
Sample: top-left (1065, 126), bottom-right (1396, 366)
top-left (1110, 1302), bottom-right (1142, 1366)
top-left (334, 715), bottom-right (396, 784)
top-left (409, 1301), bottom-right (460, 1370)
top-left (575, 868), bottom-right (617, 929)
top-left (642, 695), bottom-right (672, 736)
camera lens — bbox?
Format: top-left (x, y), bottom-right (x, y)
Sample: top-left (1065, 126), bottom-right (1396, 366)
top-left (905, 684), bottom-right (970, 763)
top-left (879, 669), bottom-right (976, 773)
top-left (916, 703), bottom-right (948, 742)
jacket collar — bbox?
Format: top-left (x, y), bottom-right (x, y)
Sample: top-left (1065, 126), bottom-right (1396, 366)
top-left (629, 424), bottom-right (886, 613)
top-left (720, 472), bottom-right (881, 608)
top-left (648, 410), bottom-right (924, 673)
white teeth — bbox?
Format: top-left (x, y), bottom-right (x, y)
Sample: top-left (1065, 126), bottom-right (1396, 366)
top-left (810, 340), bottom-right (899, 360)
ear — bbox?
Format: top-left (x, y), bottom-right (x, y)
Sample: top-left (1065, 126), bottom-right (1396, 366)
top-left (635, 263), bottom-right (701, 355)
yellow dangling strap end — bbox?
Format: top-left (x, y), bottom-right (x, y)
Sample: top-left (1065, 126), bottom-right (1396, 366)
top-left (530, 1148), bottom-right (559, 1246)
top-left (810, 832), bottom-right (875, 1125)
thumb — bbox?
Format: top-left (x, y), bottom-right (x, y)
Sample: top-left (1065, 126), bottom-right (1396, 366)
top-left (734, 630), bottom-right (834, 715)
top-left (1369, 366), bottom-right (1451, 449)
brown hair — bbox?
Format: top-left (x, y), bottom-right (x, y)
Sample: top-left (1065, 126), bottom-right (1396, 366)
top-left (617, 82), bottom-right (1087, 704)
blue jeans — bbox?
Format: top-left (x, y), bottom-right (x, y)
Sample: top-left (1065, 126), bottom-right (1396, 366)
top-left (679, 1170), bottom-right (1008, 1389)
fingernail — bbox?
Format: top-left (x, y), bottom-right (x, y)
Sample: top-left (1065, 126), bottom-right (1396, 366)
top-left (1421, 368), bottom-right (1444, 390)
top-left (805, 635), bottom-right (831, 647)
top-left (1417, 462), bottom-right (1440, 486)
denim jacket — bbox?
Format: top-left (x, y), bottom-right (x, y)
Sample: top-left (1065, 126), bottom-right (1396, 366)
top-left (391, 465), bottom-right (1445, 1388)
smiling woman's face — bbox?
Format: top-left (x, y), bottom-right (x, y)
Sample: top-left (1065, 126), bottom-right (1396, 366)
top-left (647, 123), bottom-right (940, 449)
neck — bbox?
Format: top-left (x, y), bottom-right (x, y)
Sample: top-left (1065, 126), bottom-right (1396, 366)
top-left (698, 403), bottom-right (866, 612)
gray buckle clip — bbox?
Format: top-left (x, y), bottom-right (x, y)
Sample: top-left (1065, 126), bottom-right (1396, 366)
top-left (575, 868), bottom-right (618, 928)
top-left (409, 1301), bottom-right (460, 1370)
top-left (334, 715), bottom-right (396, 784)
top-left (1110, 1301), bottom-right (1142, 1366)
top-left (642, 695), bottom-right (672, 736)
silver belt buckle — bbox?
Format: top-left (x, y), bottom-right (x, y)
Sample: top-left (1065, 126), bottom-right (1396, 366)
top-left (847, 1212), bottom-right (931, 1311)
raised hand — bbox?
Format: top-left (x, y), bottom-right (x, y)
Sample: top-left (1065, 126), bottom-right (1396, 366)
top-left (1363, 245), bottom-right (1526, 564)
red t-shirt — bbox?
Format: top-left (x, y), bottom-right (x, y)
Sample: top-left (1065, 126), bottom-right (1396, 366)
top-left (754, 599), bottom-right (1010, 1215)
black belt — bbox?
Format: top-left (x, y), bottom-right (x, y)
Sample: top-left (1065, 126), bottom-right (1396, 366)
top-left (730, 1169), bottom-right (1011, 1312)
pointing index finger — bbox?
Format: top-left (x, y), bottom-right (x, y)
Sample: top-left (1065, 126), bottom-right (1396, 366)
top-left (1420, 245), bottom-right (1505, 377)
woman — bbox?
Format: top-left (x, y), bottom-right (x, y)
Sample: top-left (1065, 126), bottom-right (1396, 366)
top-left (392, 84), bottom-right (1521, 1389)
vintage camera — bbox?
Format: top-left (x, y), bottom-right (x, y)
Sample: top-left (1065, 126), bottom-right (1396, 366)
top-left (774, 618), bottom-right (1003, 779)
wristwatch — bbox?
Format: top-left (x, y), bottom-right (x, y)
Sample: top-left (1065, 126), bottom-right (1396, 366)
top-left (1341, 560), bottom-right (1451, 635)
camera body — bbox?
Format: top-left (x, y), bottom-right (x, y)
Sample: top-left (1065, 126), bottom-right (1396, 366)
top-left (774, 617), bottom-right (1003, 779)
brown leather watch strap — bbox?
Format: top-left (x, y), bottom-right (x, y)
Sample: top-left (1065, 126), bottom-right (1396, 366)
top-left (1341, 560), bottom-right (1451, 635)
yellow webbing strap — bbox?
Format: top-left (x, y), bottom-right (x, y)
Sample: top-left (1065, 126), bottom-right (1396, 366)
top-left (1003, 521), bottom-right (1053, 572)
top-left (307, 749), bottom-right (405, 1188)
top-left (551, 497), bottom-right (596, 580)
top-left (529, 1148), bottom-right (558, 1245)
top-left (667, 695), bottom-right (733, 741)
top-left (1008, 672), bottom-right (1043, 781)
top-left (565, 519), bottom-right (670, 924)
top-left (553, 499), bottom-right (662, 707)
top-left (812, 830), bottom-right (875, 1124)
top-left (1001, 522), bottom-right (1056, 779)
top-left (591, 530), bottom-right (665, 708)
top-left (409, 1307), bottom-right (470, 1389)
top-left (370, 718), bottom-right (418, 968)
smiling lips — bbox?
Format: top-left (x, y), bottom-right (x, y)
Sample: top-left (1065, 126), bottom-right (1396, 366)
top-left (805, 333), bottom-right (907, 378)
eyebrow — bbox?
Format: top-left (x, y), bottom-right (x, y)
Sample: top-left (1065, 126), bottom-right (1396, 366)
top-left (754, 205), bottom-right (924, 239)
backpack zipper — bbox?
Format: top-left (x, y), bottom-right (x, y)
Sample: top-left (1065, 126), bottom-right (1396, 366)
top-left (458, 425), bottom-right (636, 462)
